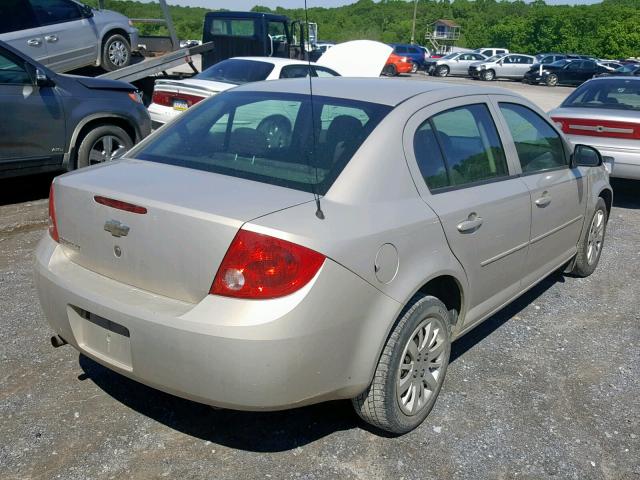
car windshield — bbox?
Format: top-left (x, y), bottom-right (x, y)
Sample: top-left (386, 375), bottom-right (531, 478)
top-left (195, 59), bottom-right (275, 85)
top-left (133, 91), bottom-right (392, 195)
top-left (562, 79), bottom-right (640, 111)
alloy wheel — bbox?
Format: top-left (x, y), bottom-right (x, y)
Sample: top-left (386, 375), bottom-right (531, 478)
top-left (587, 209), bottom-right (605, 265)
top-left (88, 135), bottom-right (128, 165)
top-left (396, 316), bottom-right (447, 416)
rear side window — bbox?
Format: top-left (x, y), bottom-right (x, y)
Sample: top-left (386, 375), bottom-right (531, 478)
top-left (413, 104), bottom-right (509, 191)
top-left (499, 103), bottom-right (566, 173)
top-left (314, 66), bottom-right (339, 77)
top-left (0, 0), bottom-right (37, 33)
top-left (135, 91), bottom-right (391, 195)
top-left (30, 0), bottom-right (81, 25)
top-left (279, 65), bottom-right (311, 79)
top-left (395, 46), bottom-right (408, 53)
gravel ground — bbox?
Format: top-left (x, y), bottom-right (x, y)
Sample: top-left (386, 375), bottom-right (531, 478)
top-left (0, 74), bottom-right (638, 480)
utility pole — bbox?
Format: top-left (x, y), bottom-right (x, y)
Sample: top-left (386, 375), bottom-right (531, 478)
top-left (410, 0), bottom-right (418, 44)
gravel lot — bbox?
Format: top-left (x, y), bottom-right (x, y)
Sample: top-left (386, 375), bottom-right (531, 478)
top-left (0, 75), bottom-right (638, 480)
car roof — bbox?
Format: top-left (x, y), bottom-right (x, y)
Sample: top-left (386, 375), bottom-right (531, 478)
top-left (229, 56), bottom-right (311, 66)
top-left (231, 77), bottom-right (514, 107)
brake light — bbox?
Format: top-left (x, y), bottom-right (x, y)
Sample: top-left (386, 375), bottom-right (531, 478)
top-left (210, 230), bottom-right (325, 299)
top-left (48, 183), bottom-right (59, 242)
top-left (151, 90), bottom-right (205, 108)
top-left (552, 116), bottom-right (640, 140)
top-left (94, 196), bottom-right (147, 214)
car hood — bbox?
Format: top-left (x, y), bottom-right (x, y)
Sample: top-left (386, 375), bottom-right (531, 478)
top-left (317, 40), bottom-right (392, 77)
top-left (66, 75), bottom-right (136, 91)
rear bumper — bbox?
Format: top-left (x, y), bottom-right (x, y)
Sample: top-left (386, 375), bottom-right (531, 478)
top-left (147, 102), bottom-right (181, 128)
top-left (565, 135), bottom-right (640, 180)
top-left (34, 235), bottom-right (400, 410)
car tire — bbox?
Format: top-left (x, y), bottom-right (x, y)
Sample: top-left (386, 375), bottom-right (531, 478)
top-left (545, 73), bottom-right (559, 87)
top-left (569, 197), bottom-right (608, 277)
top-left (436, 65), bottom-right (449, 77)
top-left (411, 63), bottom-right (418, 73)
top-left (481, 69), bottom-right (495, 81)
top-left (76, 125), bottom-right (133, 169)
top-left (352, 294), bottom-right (451, 435)
top-left (102, 34), bottom-right (132, 72)
top-left (383, 64), bottom-right (397, 76)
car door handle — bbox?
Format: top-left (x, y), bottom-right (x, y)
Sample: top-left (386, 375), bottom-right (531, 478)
top-left (27, 38), bottom-right (42, 46)
top-left (457, 213), bottom-right (483, 233)
top-left (44, 35), bottom-right (58, 43)
top-left (535, 193), bottom-right (552, 207)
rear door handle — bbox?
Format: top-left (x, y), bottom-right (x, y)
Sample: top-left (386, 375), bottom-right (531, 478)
top-left (27, 38), bottom-right (42, 46)
top-left (44, 35), bottom-right (58, 43)
top-left (535, 192), bottom-right (552, 207)
top-left (457, 213), bottom-right (483, 233)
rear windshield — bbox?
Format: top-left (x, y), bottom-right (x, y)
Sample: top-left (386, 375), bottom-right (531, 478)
top-left (562, 79), bottom-right (640, 111)
top-left (134, 91), bottom-right (391, 195)
top-left (195, 59), bottom-right (274, 85)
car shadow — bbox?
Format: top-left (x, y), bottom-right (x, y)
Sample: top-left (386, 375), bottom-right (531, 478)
top-left (611, 179), bottom-right (639, 209)
top-left (0, 172), bottom-right (58, 206)
top-left (77, 272), bottom-right (563, 448)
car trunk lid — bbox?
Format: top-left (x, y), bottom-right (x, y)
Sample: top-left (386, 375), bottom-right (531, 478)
top-left (54, 159), bottom-right (312, 303)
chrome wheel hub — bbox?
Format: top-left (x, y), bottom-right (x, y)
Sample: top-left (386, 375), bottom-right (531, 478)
top-left (587, 210), bottom-right (605, 265)
top-left (396, 317), bottom-right (446, 416)
top-left (89, 135), bottom-right (127, 165)
top-left (108, 41), bottom-right (128, 66)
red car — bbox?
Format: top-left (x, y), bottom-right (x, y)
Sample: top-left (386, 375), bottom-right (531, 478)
top-left (382, 53), bottom-right (413, 76)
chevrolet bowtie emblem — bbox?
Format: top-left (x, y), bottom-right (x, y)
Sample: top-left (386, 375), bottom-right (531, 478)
top-left (104, 219), bottom-right (130, 238)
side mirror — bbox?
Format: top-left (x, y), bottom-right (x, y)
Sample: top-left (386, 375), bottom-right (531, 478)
top-left (572, 144), bottom-right (603, 168)
top-left (34, 68), bottom-right (54, 87)
top-left (81, 5), bottom-right (94, 18)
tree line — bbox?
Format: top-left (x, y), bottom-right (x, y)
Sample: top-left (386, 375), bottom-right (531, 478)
top-left (87, 0), bottom-right (640, 59)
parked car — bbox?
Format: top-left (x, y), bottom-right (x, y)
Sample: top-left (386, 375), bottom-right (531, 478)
top-left (148, 57), bottom-right (340, 127)
top-left (0, 40), bottom-right (150, 179)
top-left (535, 53), bottom-right (569, 64)
top-left (535, 59), bottom-right (612, 87)
top-left (600, 63), bottom-right (640, 77)
top-left (472, 47), bottom-right (509, 58)
top-left (550, 76), bottom-right (640, 179)
top-left (469, 53), bottom-right (535, 81)
top-left (390, 43), bottom-right (427, 72)
top-left (0, 0), bottom-right (139, 72)
top-left (383, 53), bottom-right (413, 76)
top-left (424, 51), bottom-right (486, 77)
top-left (36, 77), bottom-right (611, 435)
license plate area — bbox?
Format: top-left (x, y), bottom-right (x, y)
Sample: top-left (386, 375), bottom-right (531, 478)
top-left (173, 99), bottom-right (189, 111)
top-left (68, 306), bottom-right (133, 371)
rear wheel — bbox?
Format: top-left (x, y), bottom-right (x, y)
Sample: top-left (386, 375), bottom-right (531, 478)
top-left (76, 125), bottom-right (133, 169)
top-left (545, 73), bottom-right (559, 87)
top-left (383, 64), bottom-right (397, 76)
top-left (570, 198), bottom-right (608, 277)
top-left (435, 65), bottom-right (449, 77)
top-left (352, 295), bottom-right (451, 434)
top-left (102, 34), bottom-right (131, 72)
top-left (481, 69), bottom-right (495, 81)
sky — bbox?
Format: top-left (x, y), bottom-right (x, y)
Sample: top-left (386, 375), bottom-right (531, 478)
top-left (140, 0), bottom-right (601, 9)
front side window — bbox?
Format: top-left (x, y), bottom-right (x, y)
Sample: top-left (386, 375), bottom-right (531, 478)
top-left (413, 104), bottom-right (509, 191)
top-left (0, 51), bottom-right (31, 84)
top-left (134, 91), bottom-right (391, 195)
top-left (395, 46), bottom-right (408, 54)
top-left (0, 0), bottom-right (37, 33)
top-left (29, 0), bottom-right (81, 26)
top-left (499, 103), bottom-right (566, 173)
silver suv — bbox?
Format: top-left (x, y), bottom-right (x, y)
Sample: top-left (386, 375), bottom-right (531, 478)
top-left (0, 0), bottom-right (139, 72)
top-left (425, 51), bottom-right (487, 77)
top-left (469, 53), bottom-right (536, 81)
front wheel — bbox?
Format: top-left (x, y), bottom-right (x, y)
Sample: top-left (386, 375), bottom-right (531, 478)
top-left (411, 63), bottom-right (418, 73)
top-left (435, 65), bottom-right (449, 77)
top-left (76, 125), bottom-right (133, 169)
top-left (570, 197), bottom-right (608, 277)
top-left (102, 34), bottom-right (131, 71)
top-left (545, 73), bottom-right (559, 87)
top-left (352, 295), bottom-right (451, 434)
top-left (481, 69), bottom-right (495, 81)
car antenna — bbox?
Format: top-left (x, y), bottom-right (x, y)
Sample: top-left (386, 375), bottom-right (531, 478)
top-left (304, 0), bottom-right (325, 220)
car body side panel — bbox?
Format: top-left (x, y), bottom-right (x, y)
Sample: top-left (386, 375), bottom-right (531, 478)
top-left (0, 26), bottom-right (50, 64)
top-left (42, 17), bottom-right (98, 72)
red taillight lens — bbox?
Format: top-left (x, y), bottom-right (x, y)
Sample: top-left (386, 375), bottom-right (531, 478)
top-left (551, 116), bottom-right (640, 140)
top-left (151, 90), bottom-right (205, 108)
top-left (210, 230), bottom-right (325, 299)
top-left (48, 183), bottom-right (59, 242)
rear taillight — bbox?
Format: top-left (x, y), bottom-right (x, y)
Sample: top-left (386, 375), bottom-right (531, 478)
top-left (552, 116), bottom-right (640, 140)
top-left (48, 183), bottom-right (59, 242)
top-left (210, 230), bottom-right (325, 300)
top-left (151, 90), bottom-right (205, 108)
